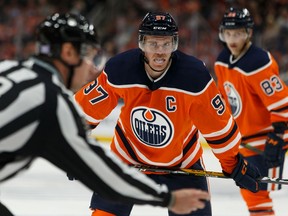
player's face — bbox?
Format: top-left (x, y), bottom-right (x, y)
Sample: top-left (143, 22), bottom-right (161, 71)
top-left (143, 35), bottom-right (173, 76)
top-left (222, 28), bottom-right (250, 57)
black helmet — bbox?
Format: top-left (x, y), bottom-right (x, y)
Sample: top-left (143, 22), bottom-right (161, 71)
top-left (139, 12), bottom-right (178, 36)
top-left (220, 7), bottom-right (254, 29)
top-left (138, 12), bottom-right (178, 52)
top-left (219, 7), bottom-right (254, 42)
top-left (36, 13), bottom-right (99, 56)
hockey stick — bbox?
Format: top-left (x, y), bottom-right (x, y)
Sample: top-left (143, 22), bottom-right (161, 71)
top-left (134, 165), bottom-right (288, 185)
top-left (240, 143), bottom-right (264, 155)
top-left (240, 143), bottom-right (288, 154)
top-left (135, 165), bottom-right (226, 178)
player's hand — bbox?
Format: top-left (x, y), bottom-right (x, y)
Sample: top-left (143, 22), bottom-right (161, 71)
top-left (168, 188), bottom-right (210, 214)
top-left (224, 154), bottom-right (260, 193)
top-left (264, 132), bottom-right (286, 168)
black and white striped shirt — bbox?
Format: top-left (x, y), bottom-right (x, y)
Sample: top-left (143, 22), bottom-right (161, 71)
top-left (0, 57), bottom-right (170, 206)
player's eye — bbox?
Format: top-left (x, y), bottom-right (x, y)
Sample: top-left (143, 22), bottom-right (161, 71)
top-left (146, 41), bottom-right (157, 48)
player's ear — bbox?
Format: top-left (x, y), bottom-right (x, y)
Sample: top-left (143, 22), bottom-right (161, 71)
top-left (61, 42), bottom-right (75, 58)
top-left (61, 42), bottom-right (79, 64)
top-left (248, 29), bottom-right (253, 38)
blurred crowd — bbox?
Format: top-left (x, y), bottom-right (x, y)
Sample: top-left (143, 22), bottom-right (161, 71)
top-left (1, 0), bottom-right (288, 80)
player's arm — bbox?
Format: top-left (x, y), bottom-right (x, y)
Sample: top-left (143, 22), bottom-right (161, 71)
top-left (192, 77), bottom-right (260, 192)
top-left (74, 71), bottom-right (119, 126)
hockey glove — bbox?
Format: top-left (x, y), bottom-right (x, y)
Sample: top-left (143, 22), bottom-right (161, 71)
top-left (223, 154), bottom-right (260, 193)
top-left (264, 132), bottom-right (286, 168)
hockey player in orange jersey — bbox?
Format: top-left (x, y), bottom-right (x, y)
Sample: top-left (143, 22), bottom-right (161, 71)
top-left (214, 7), bottom-right (288, 216)
top-left (75, 12), bottom-right (261, 216)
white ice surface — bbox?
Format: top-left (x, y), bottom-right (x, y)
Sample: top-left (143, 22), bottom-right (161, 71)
top-left (1, 148), bottom-right (287, 216)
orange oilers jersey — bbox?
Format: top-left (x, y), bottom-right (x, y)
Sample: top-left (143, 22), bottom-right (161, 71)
top-left (214, 45), bottom-right (288, 156)
top-left (75, 48), bottom-right (242, 173)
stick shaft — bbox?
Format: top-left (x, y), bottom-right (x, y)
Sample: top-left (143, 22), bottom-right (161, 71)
top-left (240, 143), bottom-right (264, 155)
top-left (137, 167), bottom-right (227, 178)
top-left (135, 166), bottom-right (288, 185)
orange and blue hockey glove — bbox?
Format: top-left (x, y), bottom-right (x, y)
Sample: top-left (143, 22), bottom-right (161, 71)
top-left (264, 132), bottom-right (286, 168)
top-left (223, 154), bottom-right (260, 193)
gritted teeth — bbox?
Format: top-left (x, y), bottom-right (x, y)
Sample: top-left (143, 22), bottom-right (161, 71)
top-left (154, 58), bottom-right (165, 64)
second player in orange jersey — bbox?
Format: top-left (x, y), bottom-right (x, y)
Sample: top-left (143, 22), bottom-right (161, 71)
top-left (215, 7), bottom-right (288, 216)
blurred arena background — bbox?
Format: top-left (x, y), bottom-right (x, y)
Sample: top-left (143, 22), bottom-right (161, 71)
top-left (1, 0), bottom-right (288, 82)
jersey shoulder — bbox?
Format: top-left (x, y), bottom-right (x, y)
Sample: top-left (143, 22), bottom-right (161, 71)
top-left (240, 45), bottom-right (271, 73)
top-left (0, 60), bottom-right (20, 74)
top-left (170, 51), bottom-right (212, 93)
top-left (216, 45), bottom-right (272, 74)
top-left (216, 47), bottom-right (230, 62)
top-left (104, 49), bottom-right (147, 85)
